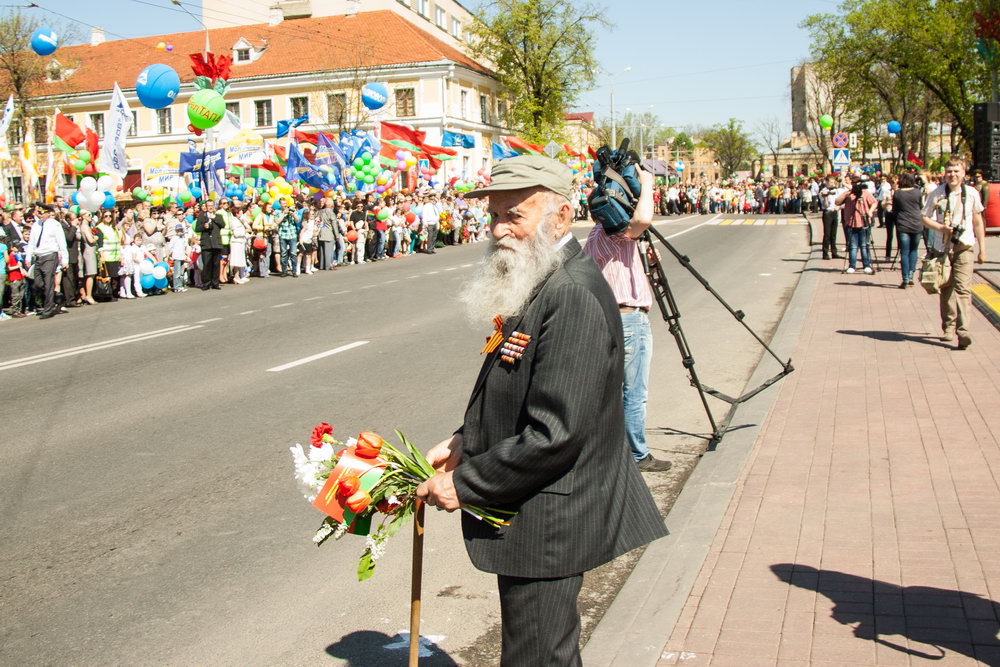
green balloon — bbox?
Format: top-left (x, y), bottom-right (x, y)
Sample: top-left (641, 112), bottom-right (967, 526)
top-left (377, 208), bottom-right (389, 221)
top-left (162, 195), bottom-right (173, 205)
top-left (361, 151), bottom-right (372, 164)
top-left (132, 187), bottom-right (148, 200)
top-left (353, 157), bottom-right (364, 168)
top-left (187, 89), bottom-right (226, 130)
top-left (363, 174), bottom-right (375, 184)
top-left (260, 193), bottom-right (271, 203)
top-left (73, 159), bottom-right (87, 172)
top-left (70, 205), bottom-right (81, 215)
top-left (179, 191), bottom-right (192, 203)
top-left (77, 150), bottom-right (91, 163)
top-left (819, 114), bottom-right (834, 130)
top-left (251, 206), bottom-right (262, 217)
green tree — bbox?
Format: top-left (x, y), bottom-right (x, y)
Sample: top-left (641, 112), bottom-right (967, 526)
top-left (467, 0), bottom-right (608, 143)
top-left (701, 118), bottom-right (756, 177)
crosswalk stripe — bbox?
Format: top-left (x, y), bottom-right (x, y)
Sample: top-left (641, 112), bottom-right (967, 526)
top-left (765, 219), bottom-right (777, 225)
top-left (719, 219), bottom-right (734, 225)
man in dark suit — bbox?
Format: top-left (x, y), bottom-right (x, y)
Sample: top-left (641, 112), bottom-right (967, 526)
top-left (417, 155), bottom-right (666, 666)
top-left (196, 199), bottom-right (225, 290)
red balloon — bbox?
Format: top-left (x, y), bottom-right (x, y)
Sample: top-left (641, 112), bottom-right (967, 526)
top-left (405, 212), bottom-right (416, 223)
top-left (346, 230), bottom-right (358, 242)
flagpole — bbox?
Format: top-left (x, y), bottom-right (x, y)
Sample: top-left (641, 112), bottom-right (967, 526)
top-left (408, 501), bottom-right (425, 667)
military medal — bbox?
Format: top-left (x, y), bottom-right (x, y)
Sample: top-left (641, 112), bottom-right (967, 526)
top-left (500, 331), bottom-right (531, 365)
top-left (482, 315), bottom-right (504, 354)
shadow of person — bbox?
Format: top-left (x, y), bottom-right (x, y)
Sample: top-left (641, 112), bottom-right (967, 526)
top-left (836, 329), bottom-right (954, 348)
top-left (771, 564), bottom-right (1000, 665)
top-left (325, 630), bottom-right (459, 666)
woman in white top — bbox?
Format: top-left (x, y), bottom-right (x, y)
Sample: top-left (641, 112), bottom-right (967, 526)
top-left (298, 208), bottom-right (316, 275)
top-left (229, 207), bottom-right (249, 284)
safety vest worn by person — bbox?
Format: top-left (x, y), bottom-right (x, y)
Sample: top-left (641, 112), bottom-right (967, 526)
top-left (220, 211), bottom-right (232, 245)
top-left (96, 222), bottom-right (121, 261)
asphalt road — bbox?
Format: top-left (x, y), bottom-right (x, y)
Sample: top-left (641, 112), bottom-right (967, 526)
top-left (0, 213), bottom-right (808, 666)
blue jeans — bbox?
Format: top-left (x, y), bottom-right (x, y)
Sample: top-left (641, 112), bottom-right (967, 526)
top-left (898, 231), bottom-right (920, 282)
top-left (375, 230), bottom-right (386, 258)
top-left (847, 227), bottom-right (870, 269)
top-left (279, 237), bottom-right (296, 274)
top-left (621, 310), bottom-right (652, 461)
top-left (334, 237), bottom-right (345, 265)
top-left (172, 259), bottom-right (185, 290)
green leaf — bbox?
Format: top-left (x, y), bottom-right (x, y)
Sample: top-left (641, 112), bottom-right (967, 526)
top-left (357, 551), bottom-right (376, 581)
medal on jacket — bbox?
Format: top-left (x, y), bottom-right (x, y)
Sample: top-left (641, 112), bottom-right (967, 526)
top-left (500, 331), bottom-right (531, 365)
top-left (482, 315), bottom-right (504, 354)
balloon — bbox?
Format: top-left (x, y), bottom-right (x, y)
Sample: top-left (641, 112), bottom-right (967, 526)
top-left (156, 41), bottom-right (166, 51)
top-left (154, 277), bottom-right (168, 290)
top-left (166, 44), bottom-right (174, 52)
top-left (376, 185), bottom-right (386, 193)
top-left (260, 193), bottom-right (271, 203)
top-left (361, 151), bottom-right (372, 164)
top-left (395, 150), bottom-right (406, 160)
top-left (97, 175), bottom-right (114, 191)
top-left (377, 208), bottom-right (389, 220)
top-left (102, 192), bottom-right (116, 209)
top-left (346, 230), bottom-right (359, 242)
top-left (79, 176), bottom-right (98, 193)
top-left (30, 28), bottom-right (59, 56)
top-left (887, 120), bottom-right (901, 135)
top-left (70, 192), bottom-right (78, 205)
top-left (189, 185), bottom-right (202, 199)
top-left (397, 160), bottom-right (407, 171)
top-left (140, 274), bottom-right (156, 290)
top-left (361, 82), bottom-right (389, 111)
top-left (152, 263), bottom-right (168, 280)
top-left (272, 199), bottom-right (282, 210)
top-left (187, 89), bottom-right (225, 130)
top-left (405, 212), bottom-right (416, 223)
top-left (136, 64), bottom-right (181, 110)
top-left (70, 205), bottom-right (81, 215)
top-left (819, 114), bottom-right (834, 130)
top-left (140, 258), bottom-right (155, 275)
top-left (364, 174), bottom-right (375, 184)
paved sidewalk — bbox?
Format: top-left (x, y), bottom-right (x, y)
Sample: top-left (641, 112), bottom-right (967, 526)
top-left (654, 222), bottom-right (1000, 666)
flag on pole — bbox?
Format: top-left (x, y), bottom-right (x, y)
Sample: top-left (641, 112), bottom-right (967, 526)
top-left (52, 112), bottom-right (85, 153)
top-left (99, 82), bottom-right (133, 178)
top-left (505, 136), bottom-right (544, 155)
top-left (276, 114), bottom-right (308, 139)
top-left (315, 132), bottom-right (348, 170)
top-left (20, 120), bottom-right (40, 199)
top-left (492, 142), bottom-right (518, 160)
top-left (45, 112), bottom-right (57, 203)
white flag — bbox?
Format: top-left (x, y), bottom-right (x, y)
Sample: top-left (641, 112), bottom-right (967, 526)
top-left (0, 94), bottom-right (14, 136)
top-left (99, 82), bottom-right (132, 177)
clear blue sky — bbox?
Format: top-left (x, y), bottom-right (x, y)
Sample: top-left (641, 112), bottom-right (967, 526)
top-left (25, 0), bottom-right (839, 136)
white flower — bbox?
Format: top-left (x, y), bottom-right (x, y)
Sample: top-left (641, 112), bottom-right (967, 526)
top-left (333, 522), bottom-right (349, 540)
top-left (313, 522), bottom-right (335, 543)
top-left (308, 441), bottom-right (335, 463)
top-left (365, 534), bottom-right (387, 561)
top-left (289, 443), bottom-right (327, 502)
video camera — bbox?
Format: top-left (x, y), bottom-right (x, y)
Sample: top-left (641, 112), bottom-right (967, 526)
top-left (588, 138), bottom-right (642, 235)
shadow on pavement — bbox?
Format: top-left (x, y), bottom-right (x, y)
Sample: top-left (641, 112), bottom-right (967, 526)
top-left (326, 630), bottom-right (458, 666)
top-left (833, 280), bottom-right (899, 289)
top-left (835, 329), bottom-right (953, 348)
top-left (771, 564), bottom-right (1000, 665)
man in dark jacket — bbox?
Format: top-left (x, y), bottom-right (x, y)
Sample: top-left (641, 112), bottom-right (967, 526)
top-left (417, 155), bottom-right (666, 666)
top-left (60, 212), bottom-right (81, 306)
top-left (197, 199), bottom-right (225, 290)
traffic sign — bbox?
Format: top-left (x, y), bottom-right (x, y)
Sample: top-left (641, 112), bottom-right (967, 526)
top-left (831, 148), bottom-right (851, 168)
top-left (832, 132), bottom-right (849, 148)
top-left (848, 132), bottom-right (858, 148)
top-left (543, 141), bottom-right (562, 158)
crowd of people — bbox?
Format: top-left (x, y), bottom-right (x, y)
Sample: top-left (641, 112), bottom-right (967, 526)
top-left (0, 189), bottom-right (490, 321)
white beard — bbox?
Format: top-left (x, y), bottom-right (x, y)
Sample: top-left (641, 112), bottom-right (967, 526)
top-left (460, 220), bottom-right (563, 324)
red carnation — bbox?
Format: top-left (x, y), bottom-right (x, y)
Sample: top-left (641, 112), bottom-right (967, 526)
top-left (310, 422), bottom-right (333, 448)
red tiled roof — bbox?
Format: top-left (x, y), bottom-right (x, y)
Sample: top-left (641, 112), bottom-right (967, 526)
top-left (23, 10), bottom-right (489, 98)
top-left (565, 112), bottom-right (595, 122)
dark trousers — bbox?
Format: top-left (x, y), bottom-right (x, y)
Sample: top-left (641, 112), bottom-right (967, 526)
top-left (34, 253), bottom-right (60, 316)
top-left (425, 225), bottom-right (438, 253)
top-left (821, 210), bottom-right (840, 258)
top-left (884, 212), bottom-right (896, 258)
top-left (498, 573), bottom-right (583, 667)
top-left (61, 262), bottom-right (78, 304)
top-left (202, 248), bottom-right (221, 288)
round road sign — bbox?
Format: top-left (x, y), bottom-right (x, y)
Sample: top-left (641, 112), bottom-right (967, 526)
top-left (832, 132), bottom-right (849, 148)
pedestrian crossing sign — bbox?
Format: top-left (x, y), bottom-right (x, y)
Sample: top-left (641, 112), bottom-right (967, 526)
top-left (831, 148), bottom-right (851, 168)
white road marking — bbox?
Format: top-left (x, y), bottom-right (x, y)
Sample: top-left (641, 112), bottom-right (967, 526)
top-left (407, 275), bottom-right (420, 279)
top-left (426, 271), bottom-right (440, 275)
top-left (239, 310), bottom-right (258, 315)
top-left (304, 296), bottom-right (324, 301)
top-left (361, 284), bottom-right (376, 289)
top-left (331, 290), bottom-right (349, 295)
top-left (445, 267), bottom-right (457, 271)
top-left (0, 325), bottom-right (203, 372)
top-left (664, 214), bottom-right (721, 240)
top-left (461, 263), bottom-right (474, 268)
top-left (195, 317), bottom-right (222, 324)
top-left (272, 302), bottom-right (293, 308)
top-left (383, 279), bottom-right (399, 284)
top-left (266, 341), bottom-right (369, 372)
top-left (759, 273), bottom-right (772, 277)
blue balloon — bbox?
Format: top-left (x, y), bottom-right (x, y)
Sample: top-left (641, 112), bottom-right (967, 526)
top-left (140, 274), bottom-right (156, 290)
top-left (887, 120), bottom-right (901, 135)
top-left (70, 192), bottom-right (78, 205)
top-left (102, 192), bottom-right (116, 209)
top-left (136, 64), bottom-right (181, 110)
top-left (185, 215), bottom-right (194, 223)
top-left (189, 186), bottom-right (202, 199)
top-left (361, 82), bottom-right (389, 111)
top-left (154, 277), bottom-right (168, 290)
top-left (272, 200), bottom-right (282, 210)
top-left (30, 28), bottom-right (59, 56)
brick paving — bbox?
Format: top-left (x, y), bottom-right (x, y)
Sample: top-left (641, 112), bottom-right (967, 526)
top-left (657, 226), bottom-right (1000, 666)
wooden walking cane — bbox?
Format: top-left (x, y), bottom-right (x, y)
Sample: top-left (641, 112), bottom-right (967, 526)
top-left (409, 500), bottom-right (426, 667)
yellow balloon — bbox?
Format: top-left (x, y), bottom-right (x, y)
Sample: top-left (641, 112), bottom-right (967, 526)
top-left (244, 188), bottom-right (253, 197)
top-left (156, 42), bottom-right (166, 50)
top-left (151, 197), bottom-right (162, 206)
top-left (153, 187), bottom-right (165, 196)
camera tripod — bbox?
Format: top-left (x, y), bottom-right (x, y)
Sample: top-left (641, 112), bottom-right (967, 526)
top-left (639, 225), bottom-right (795, 448)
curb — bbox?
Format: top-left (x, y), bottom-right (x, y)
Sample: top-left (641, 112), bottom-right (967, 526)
top-left (581, 221), bottom-right (820, 666)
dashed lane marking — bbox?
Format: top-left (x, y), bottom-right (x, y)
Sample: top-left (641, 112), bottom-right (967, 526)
top-left (304, 296), bottom-right (324, 301)
top-left (426, 271), bottom-right (440, 275)
top-left (331, 290), bottom-right (349, 295)
top-left (272, 302), bottom-right (293, 308)
top-left (196, 317), bottom-right (222, 324)
top-left (361, 284), bottom-right (376, 289)
top-left (266, 341), bottom-right (370, 373)
top-left (239, 310), bottom-right (258, 315)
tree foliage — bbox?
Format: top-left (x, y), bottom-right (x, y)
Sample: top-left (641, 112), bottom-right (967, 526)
top-left (701, 118), bottom-right (757, 177)
top-left (468, 0), bottom-right (608, 143)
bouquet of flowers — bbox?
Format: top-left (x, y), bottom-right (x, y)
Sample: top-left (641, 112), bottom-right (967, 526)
top-left (290, 423), bottom-right (514, 581)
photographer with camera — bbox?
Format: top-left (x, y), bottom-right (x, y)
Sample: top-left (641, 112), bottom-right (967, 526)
top-left (583, 147), bottom-right (671, 473)
top-left (835, 174), bottom-right (877, 274)
top-left (921, 158), bottom-right (987, 350)
top-left (819, 177), bottom-right (846, 260)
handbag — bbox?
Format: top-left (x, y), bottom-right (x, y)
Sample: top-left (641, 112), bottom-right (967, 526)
top-left (93, 262), bottom-right (114, 302)
top-left (919, 251), bottom-right (951, 294)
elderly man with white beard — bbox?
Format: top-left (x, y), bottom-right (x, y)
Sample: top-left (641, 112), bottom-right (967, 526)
top-left (416, 155), bottom-right (666, 666)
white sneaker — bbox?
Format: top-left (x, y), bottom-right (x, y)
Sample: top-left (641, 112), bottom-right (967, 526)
top-left (863, 267), bottom-right (874, 274)
top-left (845, 267), bottom-right (855, 274)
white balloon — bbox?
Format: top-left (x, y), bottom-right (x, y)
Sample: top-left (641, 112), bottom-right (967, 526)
top-left (86, 190), bottom-right (105, 211)
top-left (96, 175), bottom-right (114, 191)
top-left (152, 265), bottom-right (167, 280)
top-left (140, 259), bottom-right (154, 275)
top-left (79, 176), bottom-right (98, 193)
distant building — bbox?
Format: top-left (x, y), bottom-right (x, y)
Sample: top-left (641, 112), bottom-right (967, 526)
top-left (563, 111), bottom-right (600, 153)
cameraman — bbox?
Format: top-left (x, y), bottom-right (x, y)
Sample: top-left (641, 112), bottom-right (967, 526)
top-left (921, 158), bottom-right (986, 350)
top-left (835, 174), bottom-right (877, 274)
top-left (819, 177), bottom-right (846, 260)
top-left (583, 162), bottom-right (671, 473)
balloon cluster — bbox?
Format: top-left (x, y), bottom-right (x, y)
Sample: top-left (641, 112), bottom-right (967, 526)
top-left (392, 149), bottom-right (417, 172)
top-left (72, 175), bottom-right (116, 213)
top-left (350, 151), bottom-right (380, 186)
top-left (66, 142), bottom-right (92, 174)
top-left (139, 258), bottom-right (171, 291)
top-left (259, 177), bottom-right (295, 210)
top-left (155, 42), bottom-right (175, 52)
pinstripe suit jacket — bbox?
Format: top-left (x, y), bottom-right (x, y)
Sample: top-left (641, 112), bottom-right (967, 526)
top-left (452, 237), bottom-right (667, 578)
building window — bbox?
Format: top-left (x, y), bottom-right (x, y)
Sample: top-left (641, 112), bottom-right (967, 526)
top-left (435, 6), bottom-right (446, 29)
top-left (235, 48), bottom-right (251, 63)
top-left (32, 117), bottom-right (48, 144)
top-left (90, 113), bottom-right (105, 139)
top-left (255, 99), bottom-right (272, 127)
top-left (225, 101), bottom-right (239, 117)
top-left (479, 94), bottom-right (489, 123)
top-left (327, 93), bottom-right (347, 123)
top-left (156, 108), bottom-right (172, 134)
top-left (395, 88), bottom-right (415, 117)
top-left (460, 90), bottom-right (468, 119)
top-left (290, 96), bottom-right (309, 118)
top-left (9, 123), bottom-right (23, 146)
top-left (416, 0), bottom-right (428, 18)
top-left (451, 17), bottom-right (462, 39)
top-left (128, 110), bottom-right (137, 136)
top-left (497, 100), bottom-right (507, 121)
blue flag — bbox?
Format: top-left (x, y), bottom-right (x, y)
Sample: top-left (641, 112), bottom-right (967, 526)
top-left (276, 114), bottom-right (308, 139)
top-left (442, 130), bottom-right (462, 147)
top-left (286, 141), bottom-right (334, 190)
top-left (492, 142), bottom-right (518, 160)
top-left (179, 148), bottom-right (226, 195)
top-left (315, 132), bottom-right (348, 170)
top-left (462, 134), bottom-right (475, 149)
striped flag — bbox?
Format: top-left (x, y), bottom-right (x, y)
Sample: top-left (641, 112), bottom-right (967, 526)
top-left (505, 136), bottom-right (544, 155)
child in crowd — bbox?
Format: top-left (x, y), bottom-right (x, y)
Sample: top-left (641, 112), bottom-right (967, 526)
top-left (7, 249), bottom-right (27, 317)
top-left (0, 236), bottom-right (9, 320)
top-left (168, 224), bottom-right (189, 292)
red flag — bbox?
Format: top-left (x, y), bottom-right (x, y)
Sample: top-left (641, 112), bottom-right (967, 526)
top-left (52, 113), bottom-right (86, 153)
top-left (82, 128), bottom-right (100, 175)
top-left (905, 151), bottom-right (924, 168)
top-left (587, 146), bottom-right (597, 159)
top-left (294, 129), bottom-right (320, 145)
top-left (505, 136), bottom-right (544, 155)
top-left (260, 159), bottom-right (285, 177)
